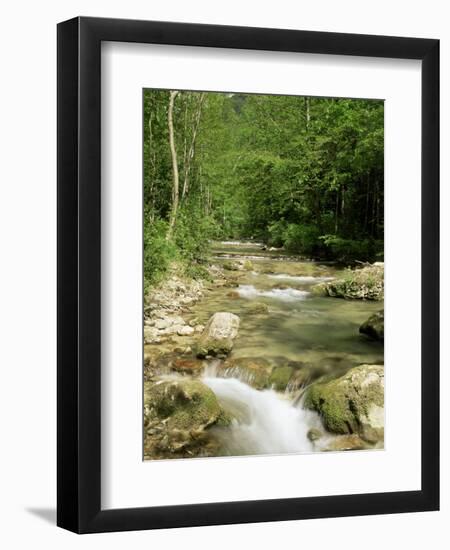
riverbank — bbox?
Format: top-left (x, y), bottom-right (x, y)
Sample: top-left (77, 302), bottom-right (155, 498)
top-left (143, 241), bottom-right (384, 460)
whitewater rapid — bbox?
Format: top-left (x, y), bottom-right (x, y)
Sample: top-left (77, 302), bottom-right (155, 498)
top-left (202, 373), bottom-right (322, 456)
top-left (237, 284), bottom-right (310, 301)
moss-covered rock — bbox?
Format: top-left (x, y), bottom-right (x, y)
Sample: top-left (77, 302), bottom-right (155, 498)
top-left (221, 357), bottom-right (273, 389)
top-left (304, 364), bottom-right (384, 443)
top-left (222, 260), bottom-right (241, 271)
top-left (170, 357), bottom-right (205, 375)
top-left (311, 264), bottom-right (384, 301)
top-left (195, 312), bottom-right (240, 358)
top-left (310, 284), bottom-right (328, 297)
top-left (269, 366), bottom-right (294, 391)
top-left (307, 428), bottom-right (323, 442)
top-left (144, 378), bottom-right (229, 459)
top-left (360, 310), bottom-right (384, 341)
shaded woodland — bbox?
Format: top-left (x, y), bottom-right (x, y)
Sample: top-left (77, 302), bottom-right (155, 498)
top-left (144, 90), bottom-right (384, 289)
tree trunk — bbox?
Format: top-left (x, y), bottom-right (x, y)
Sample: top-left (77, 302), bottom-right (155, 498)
top-left (335, 190), bottom-right (339, 233)
top-left (364, 173), bottom-right (370, 233)
top-left (166, 91), bottom-right (179, 240)
top-left (305, 97), bottom-right (310, 130)
top-left (182, 93), bottom-right (205, 199)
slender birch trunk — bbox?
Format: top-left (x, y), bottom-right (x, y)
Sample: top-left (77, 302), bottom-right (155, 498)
top-left (182, 93), bottom-right (205, 200)
top-left (166, 91), bottom-right (179, 240)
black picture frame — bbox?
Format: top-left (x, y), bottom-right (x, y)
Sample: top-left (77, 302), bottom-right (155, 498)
top-left (57, 16), bottom-right (439, 534)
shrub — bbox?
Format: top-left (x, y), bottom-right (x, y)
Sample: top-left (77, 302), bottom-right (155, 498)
top-left (173, 207), bottom-right (217, 278)
top-left (283, 223), bottom-right (321, 256)
top-left (267, 220), bottom-right (288, 247)
top-left (320, 235), bottom-right (383, 263)
top-left (143, 218), bottom-right (175, 291)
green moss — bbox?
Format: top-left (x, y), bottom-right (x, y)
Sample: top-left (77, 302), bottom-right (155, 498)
top-left (222, 357), bottom-right (273, 389)
top-left (223, 261), bottom-right (240, 271)
top-left (311, 264), bottom-right (384, 301)
top-left (195, 338), bottom-right (234, 358)
top-left (310, 283), bottom-right (328, 297)
top-left (216, 409), bottom-right (233, 427)
top-left (307, 428), bottom-right (323, 442)
top-left (269, 366), bottom-right (294, 391)
top-left (144, 377), bottom-right (234, 459)
top-left (304, 383), bottom-right (356, 433)
top-left (304, 365), bottom-right (384, 440)
top-left (360, 310), bottom-right (384, 341)
top-left (144, 378), bottom-right (221, 430)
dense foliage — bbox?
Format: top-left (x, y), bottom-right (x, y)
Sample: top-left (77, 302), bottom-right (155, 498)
top-left (144, 90), bottom-right (384, 289)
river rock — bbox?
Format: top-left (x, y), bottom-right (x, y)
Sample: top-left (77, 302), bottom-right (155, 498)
top-left (177, 325), bottom-right (194, 336)
top-left (222, 260), bottom-right (241, 271)
top-left (268, 366), bottom-right (294, 391)
top-left (144, 326), bottom-right (161, 344)
top-left (171, 358), bottom-right (205, 375)
top-left (304, 364), bottom-right (384, 443)
top-left (195, 312), bottom-right (240, 358)
top-left (311, 264), bottom-right (384, 300)
top-left (154, 315), bottom-right (186, 330)
top-left (223, 279), bottom-right (239, 288)
top-left (144, 346), bottom-right (163, 380)
top-left (247, 301), bottom-right (269, 314)
top-left (221, 357), bottom-right (273, 389)
top-left (307, 428), bottom-right (323, 442)
top-left (145, 273), bottom-right (204, 315)
top-left (323, 434), bottom-right (368, 451)
top-left (359, 310), bottom-right (384, 341)
top-left (144, 378), bottom-right (230, 459)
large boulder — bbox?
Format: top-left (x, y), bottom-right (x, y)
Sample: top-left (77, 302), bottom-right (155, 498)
top-left (195, 312), bottom-right (240, 358)
top-left (304, 364), bottom-right (384, 443)
top-left (311, 264), bottom-right (384, 301)
top-left (360, 310), bottom-right (384, 341)
top-left (144, 378), bottom-right (230, 459)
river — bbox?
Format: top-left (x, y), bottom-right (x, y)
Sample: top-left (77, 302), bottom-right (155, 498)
top-left (190, 241), bottom-right (383, 370)
top-left (145, 240), bottom-right (384, 458)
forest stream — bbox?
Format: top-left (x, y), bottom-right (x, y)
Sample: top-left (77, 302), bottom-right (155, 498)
top-left (144, 241), bottom-right (384, 459)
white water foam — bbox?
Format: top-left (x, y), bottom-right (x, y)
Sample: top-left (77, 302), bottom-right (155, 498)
top-left (218, 240), bottom-right (264, 247)
top-left (267, 274), bottom-right (334, 283)
top-left (238, 284), bottom-right (309, 301)
top-left (202, 375), bottom-right (320, 455)
top-left (214, 254), bottom-right (269, 260)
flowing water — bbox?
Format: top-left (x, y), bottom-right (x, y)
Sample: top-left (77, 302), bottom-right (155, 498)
top-left (203, 375), bottom-right (321, 455)
top-left (179, 241), bottom-right (384, 456)
top-left (190, 241), bottom-right (383, 369)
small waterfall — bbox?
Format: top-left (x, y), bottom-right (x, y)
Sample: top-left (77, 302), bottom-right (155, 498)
top-left (202, 374), bottom-right (321, 456)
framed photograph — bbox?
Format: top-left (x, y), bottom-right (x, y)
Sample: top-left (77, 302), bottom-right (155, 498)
top-left (57, 17), bottom-right (439, 533)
